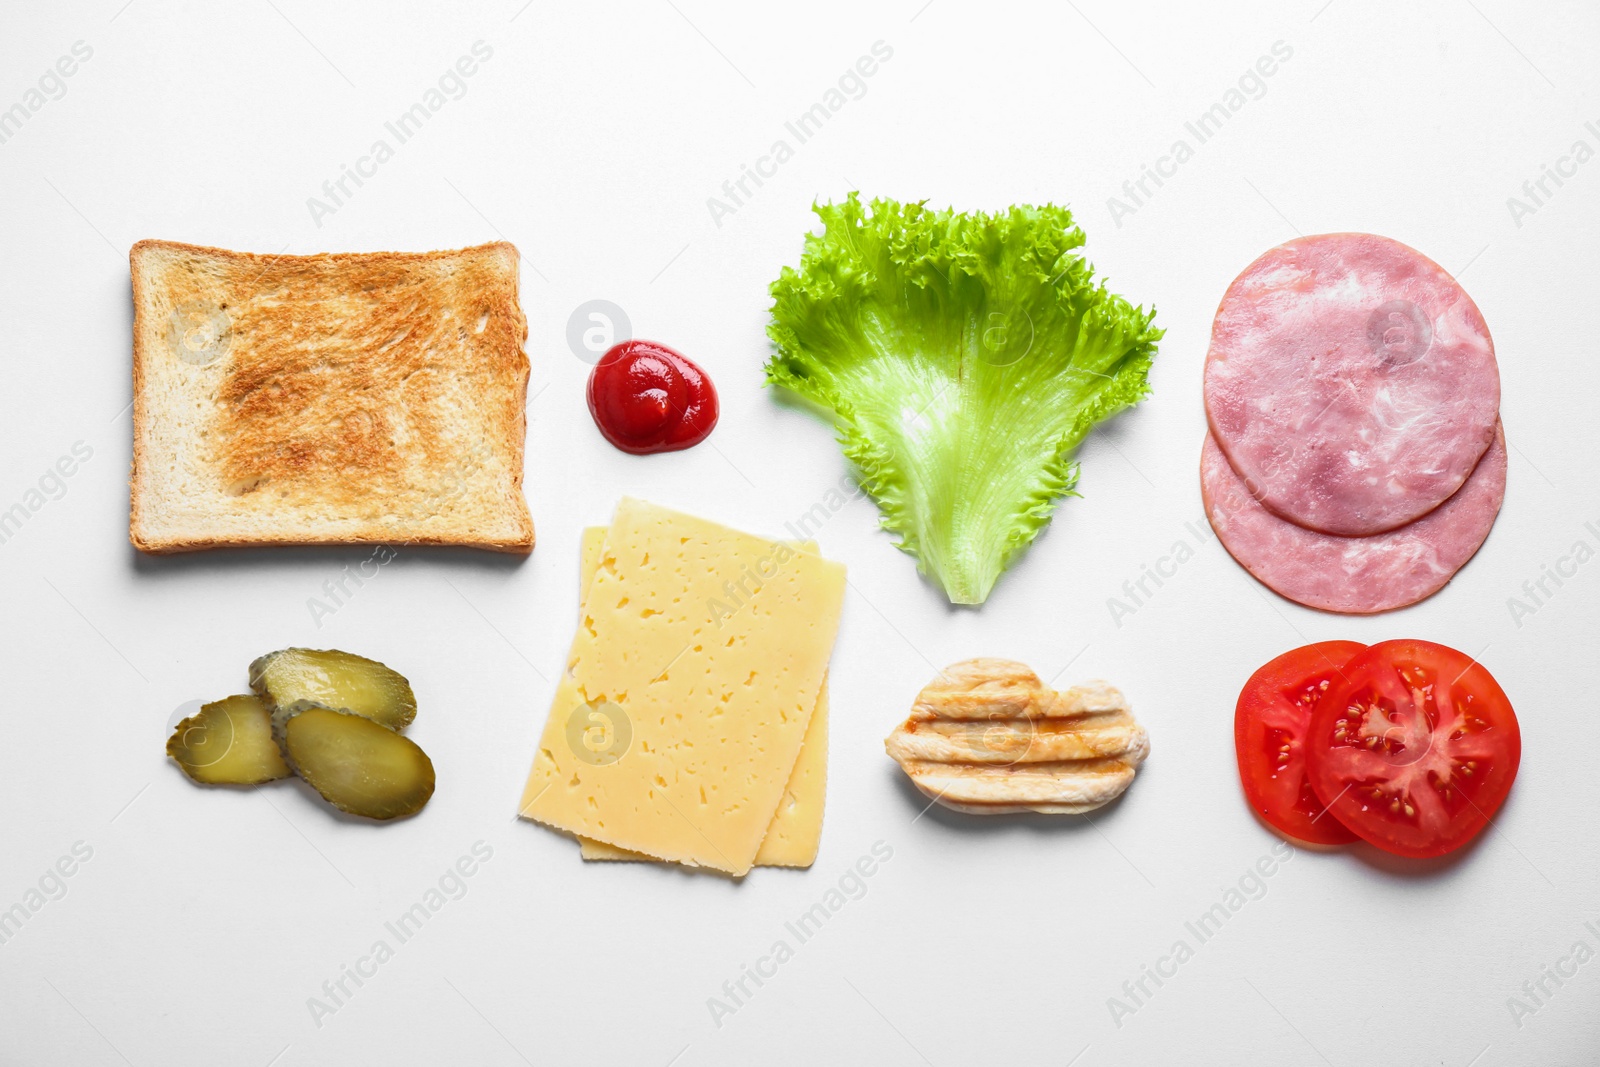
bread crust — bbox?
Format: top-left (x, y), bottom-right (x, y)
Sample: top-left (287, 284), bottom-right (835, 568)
top-left (130, 240), bottom-right (534, 553)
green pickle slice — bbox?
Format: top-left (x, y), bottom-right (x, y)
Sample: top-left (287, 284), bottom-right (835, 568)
top-left (250, 648), bottom-right (416, 731)
top-left (167, 694), bottom-right (291, 785)
top-left (282, 705), bottom-right (435, 820)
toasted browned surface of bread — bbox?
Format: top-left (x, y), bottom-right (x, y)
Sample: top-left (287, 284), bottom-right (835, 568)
top-left (130, 240), bottom-right (534, 553)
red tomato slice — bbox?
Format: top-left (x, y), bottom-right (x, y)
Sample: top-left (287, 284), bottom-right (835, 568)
top-left (1235, 641), bottom-right (1365, 846)
top-left (1304, 639), bottom-right (1521, 859)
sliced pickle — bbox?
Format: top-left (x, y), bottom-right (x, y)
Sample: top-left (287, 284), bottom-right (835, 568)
top-left (282, 705), bottom-right (435, 820)
top-left (167, 694), bottom-right (291, 785)
top-left (249, 648), bottom-right (416, 732)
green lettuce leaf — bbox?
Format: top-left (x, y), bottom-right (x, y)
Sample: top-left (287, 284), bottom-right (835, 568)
top-left (766, 194), bottom-right (1161, 604)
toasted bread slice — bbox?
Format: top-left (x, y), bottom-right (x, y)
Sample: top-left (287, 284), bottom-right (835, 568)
top-left (130, 240), bottom-right (533, 553)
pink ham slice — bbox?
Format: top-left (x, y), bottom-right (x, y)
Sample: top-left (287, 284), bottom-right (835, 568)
top-left (1204, 233), bottom-right (1499, 536)
top-left (1201, 425), bottom-right (1506, 614)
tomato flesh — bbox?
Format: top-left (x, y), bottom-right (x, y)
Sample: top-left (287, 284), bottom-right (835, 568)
top-left (1235, 641), bottom-right (1365, 846)
top-left (1304, 639), bottom-right (1520, 859)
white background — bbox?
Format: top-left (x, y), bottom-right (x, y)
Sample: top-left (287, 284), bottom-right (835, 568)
top-left (1, 1), bottom-right (1597, 1064)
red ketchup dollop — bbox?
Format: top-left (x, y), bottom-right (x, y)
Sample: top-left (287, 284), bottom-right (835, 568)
top-left (586, 340), bottom-right (719, 454)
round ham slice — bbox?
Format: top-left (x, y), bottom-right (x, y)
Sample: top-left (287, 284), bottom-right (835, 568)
top-left (1204, 233), bottom-right (1499, 536)
top-left (1201, 425), bottom-right (1506, 614)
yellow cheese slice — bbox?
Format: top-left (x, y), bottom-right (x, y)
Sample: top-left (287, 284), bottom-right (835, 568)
top-left (577, 523), bottom-right (610, 599)
top-left (518, 499), bottom-right (845, 876)
top-left (572, 526), bottom-right (829, 868)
